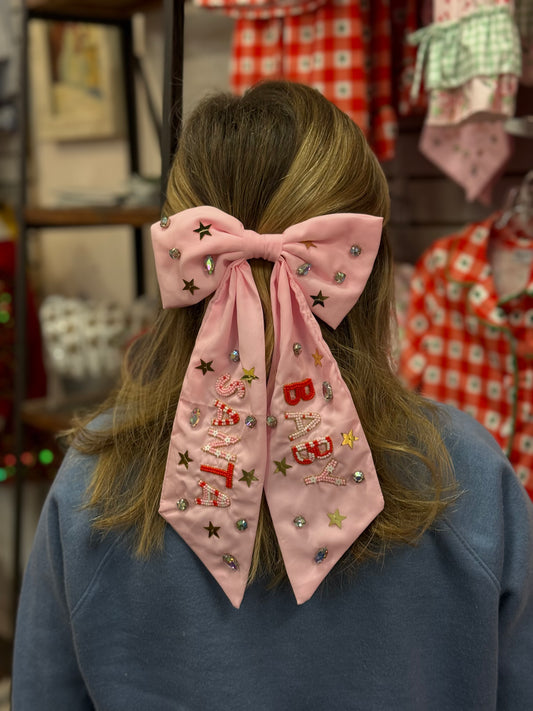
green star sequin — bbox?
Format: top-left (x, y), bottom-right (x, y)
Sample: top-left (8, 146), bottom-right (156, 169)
top-left (310, 290), bottom-right (329, 307)
top-left (327, 509), bottom-right (347, 529)
top-left (196, 359), bottom-right (214, 375)
top-left (240, 469), bottom-right (258, 487)
top-left (193, 222), bottom-right (212, 239)
top-left (241, 367), bottom-right (259, 385)
top-left (183, 278), bottom-right (200, 295)
top-left (178, 451), bottom-right (193, 469)
top-left (204, 521), bottom-right (220, 538)
top-left (273, 458), bottom-right (292, 476)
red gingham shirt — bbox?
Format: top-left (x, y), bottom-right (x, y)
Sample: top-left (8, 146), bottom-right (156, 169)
top-left (399, 216), bottom-right (533, 498)
top-left (194, 0), bottom-right (399, 161)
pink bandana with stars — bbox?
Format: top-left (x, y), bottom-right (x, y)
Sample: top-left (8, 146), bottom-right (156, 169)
top-left (151, 206), bottom-right (384, 608)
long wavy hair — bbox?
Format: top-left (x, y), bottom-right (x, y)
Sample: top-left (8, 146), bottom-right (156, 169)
top-left (71, 81), bottom-right (455, 584)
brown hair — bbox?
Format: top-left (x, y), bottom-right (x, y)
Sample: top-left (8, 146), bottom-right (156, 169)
top-left (71, 81), bottom-right (455, 583)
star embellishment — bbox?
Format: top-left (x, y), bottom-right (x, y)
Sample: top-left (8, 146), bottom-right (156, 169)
top-left (240, 469), bottom-right (258, 487)
top-left (311, 290), bottom-right (329, 307)
top-left (341, 430), bottom-right (359, 448)
top-left (300, 240), bottom-right (318, 249)
top-left (193, 222), bottom-right (212, 239)
top-left (328, 509), bottom-right (347, 529)
top-left (195, 359), bottom-right (214, 375)
top-left (274, 458), bottom-right (292, 476)
top-left (241, 367), bottom-right (259, 385)
top-left (312, 349), bottom-right (323, 367)
top-left (178, 451), bottom-right (193, 468)
top-left (204, 521), bottom-right (220, 538)
top-left (183, 278), bottom-right (200, 295)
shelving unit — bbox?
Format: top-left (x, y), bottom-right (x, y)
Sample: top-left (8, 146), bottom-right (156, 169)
top-left (12, 0), bottom-right (184, 624)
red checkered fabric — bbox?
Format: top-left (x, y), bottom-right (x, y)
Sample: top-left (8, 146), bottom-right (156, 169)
top-left (399, 216), bottom-right (533, 499)
top-left (194, 0), bottom-right (399, 161)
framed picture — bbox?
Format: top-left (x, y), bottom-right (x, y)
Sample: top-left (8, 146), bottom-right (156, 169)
top-left (29, 20), bottom-right (124, 141)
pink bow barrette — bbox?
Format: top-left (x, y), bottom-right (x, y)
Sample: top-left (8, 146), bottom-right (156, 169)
top-left (152, 206), bottom-right (384, 608)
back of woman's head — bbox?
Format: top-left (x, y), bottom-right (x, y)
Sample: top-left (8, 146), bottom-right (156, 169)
top-left (164, 80), bottom-right (390, 229)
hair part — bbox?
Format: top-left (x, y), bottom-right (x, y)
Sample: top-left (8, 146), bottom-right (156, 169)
top-left (71, 81), bottom-right (455, 585)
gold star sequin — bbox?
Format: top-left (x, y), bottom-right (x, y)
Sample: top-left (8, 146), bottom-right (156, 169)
top-left (183, 278), bottom-right (200, 295)
top-left (241, 367), bottom-right (259, 385)
top-left (311, 290), bottom-right (329, 307)
top-left (195, 359), bottom-right (214, 375)
top-left (193, 222), bottom-right (212, 239)
top-left (204, 521), bottom-right (220, 538)
top-left (341, 430), bottom-right (358, 448)
top-left (327, 509), bottom-right (347, 529)
top-left (300, 240), bottom-right (318, 249)
top-left (312, 349), bottom-right (323, 367)
top-left (178, 451), bottom-right (193, 468)
top-left (274, 458), bottom-right (292, 476)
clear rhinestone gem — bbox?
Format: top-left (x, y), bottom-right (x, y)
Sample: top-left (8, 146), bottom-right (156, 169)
top-left (204, 255), bottom-right (215, 274)
top-left (229, 349), bottom-right (240, 362)
top-left (266, 415), bottom-right (278, 428)
top-left (322, 381), bottom-right (333, 401)
top-left (293, 342), bottom-right (302, 356)
top-left (350, 244), bottom-right (362, 256)
top-left (334, 271), bottom-right (346, 283)
top-left (222, 554), bottom-right (239, 571)
top-left (353, 471), bottom-right (365, 483)
top-left (314, 547), bottom-right (328, 564)
top-left (293, 515), bottom-right (307, 528)
top-left (245, 415), bottom-right (257, 429)
top-left (160, 216), bottom-right (170, 229)
top-left (189, 408), bottom-right (201, 427)
top-left (296, 262), bottom-right (311, 276)
top-left (236, 519), bottom-right (248, 531)
top-left (168, 247), bottom-right (181, 259)
top-left (176, 498), bottom-right (189, 511)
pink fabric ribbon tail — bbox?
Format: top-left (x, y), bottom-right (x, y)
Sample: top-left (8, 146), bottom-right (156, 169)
top-left (152, 207), bottom-right (385, 608)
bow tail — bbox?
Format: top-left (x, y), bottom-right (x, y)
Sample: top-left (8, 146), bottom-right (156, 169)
top-left (159, 261), bottom-right (267, 609)
top-left (264, 262), bottom-right (384, 605)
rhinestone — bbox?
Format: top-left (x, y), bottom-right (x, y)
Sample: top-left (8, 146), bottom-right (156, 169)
top-left (176, 498), bottom-right (189, 511)
top-left (266, 415), bottom-right (278, 428)
top-left (245, 415), bottom-right (257, 429)
top-left (236, 519), bottom-right (248, 531)
top-left (160, 216), bottom-right (170, 229)
top-left (222, 554), bottom-right (239, 571)
top-left (322, 381), bottom-right (333, 401)
top-left (350, 244), bottom-right (362, 256)
top-left (168, 247), bottom-right (181, 259)
top-left (296, 262), bottom-right (311, 276)
top-left (353, 471), bottom-right (365, 483)
top-left (334, 271), bottom-right (346, 283)
top-left (292, 342), bottom-right (302, 356)
top-left (314, 547), bottom-right (328, 564)
top-left (293, 515), bottom-right (307, 528)
top-left (189, 408), bottom-right (201, 427)
top-left (204, 255), bottom-right (215, 275)
top-left (229, 349), bottom-right (240, 362)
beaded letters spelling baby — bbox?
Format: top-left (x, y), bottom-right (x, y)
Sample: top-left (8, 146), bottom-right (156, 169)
top-left (152, 206), bottom-right (384, 608)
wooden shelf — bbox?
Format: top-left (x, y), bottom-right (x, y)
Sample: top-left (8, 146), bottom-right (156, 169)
top-left (25, 205), bottom-right (160, 228)
top-left (21, 395), bottom-right (109, 433)
top-left (27, 0), bottom-right (162, 21)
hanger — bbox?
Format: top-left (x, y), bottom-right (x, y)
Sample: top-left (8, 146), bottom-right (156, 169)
top-left (495, 170), bottom-right (533, 236)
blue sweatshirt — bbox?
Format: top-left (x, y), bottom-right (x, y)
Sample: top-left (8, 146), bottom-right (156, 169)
top-left (12, 406), bottom-right (533, 710)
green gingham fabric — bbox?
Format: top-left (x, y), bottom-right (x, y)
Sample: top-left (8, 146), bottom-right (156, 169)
top-left (409, 6), bottom-right (522, 98)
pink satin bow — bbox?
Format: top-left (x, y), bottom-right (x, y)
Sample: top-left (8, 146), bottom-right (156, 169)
top-left (151, 206), bottom-right (384, 608)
